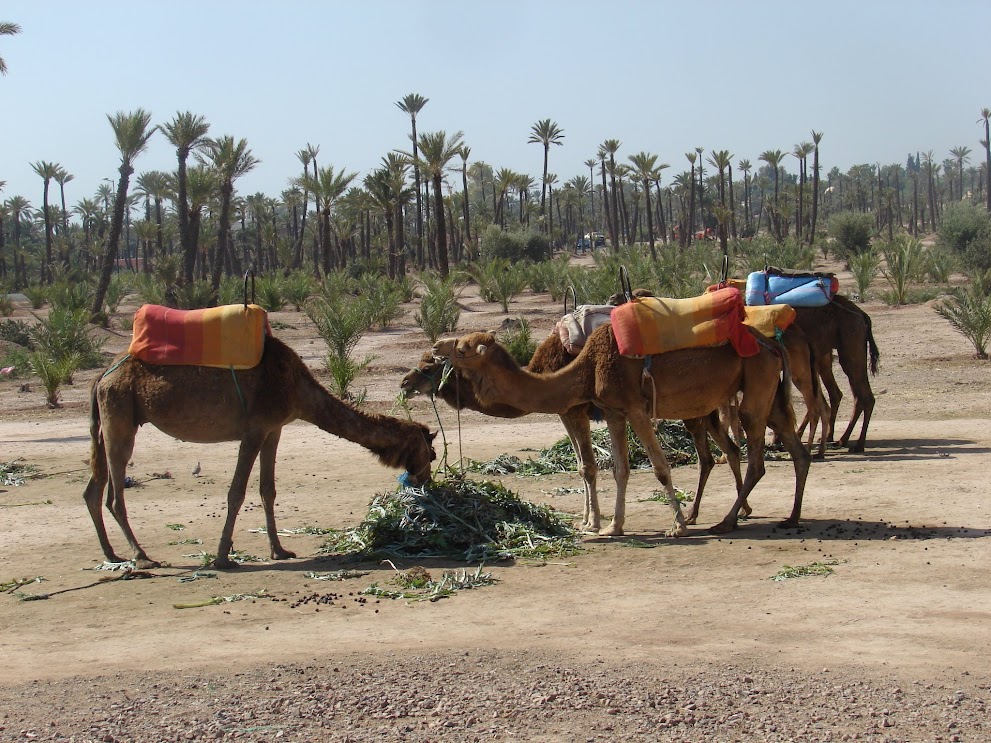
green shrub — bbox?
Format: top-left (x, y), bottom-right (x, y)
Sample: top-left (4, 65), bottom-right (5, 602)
top-left (829, 211), bottom-right (874, 257)
top-left (740, 236), bottom-right (815, 273)
top-left (0, 344), bottom-right (31, 378)
top-left (282, 270), bottom-right (317, 310)
top-left (355, 274), bottom-right (405, 329)
top-left (500, 318), bottom-right (536, 365)
top-left (937, 202), bottom-right (991, 273)
top-left (305, 293), bottom-right (373, 401)
top-left (471, 258), bottom-right (528, 313)
top-left (880, 236), bottom-right (924, 305)
top-left (848, 247), bottom-right (880, 300)
top-left (135, 274), bottom-right (168, 306)
top-left (415, 273), bottom-right (461, 342)
top-left (23, 285), bottom-right (46, 310)
top-left (0, 319), bottom-right (34, 349)
top-left (103, 275), bottom-right (131, 316)
top-left (528, 255), bottom-right (571, 296)
top-left (175, 280), bottom-right (214, 309)
top-left (255, 274), bottom-right (287, 312)
top-left (29, 350), bottom-right (82, 407)
top-left (48, 279), bottom-right (93, 312)
top-left (479, 224), bottom-right (549, 263)
top-left (0, 286), bottom-right (13, 317)
top-left (925, 246), bottom-right (956, 284)
top-left (935, 274), bottom-right (991, 358)
top-left (29, 307), bottom-right (106, 369)
top-left (218, 275), bottom-right (243, 306)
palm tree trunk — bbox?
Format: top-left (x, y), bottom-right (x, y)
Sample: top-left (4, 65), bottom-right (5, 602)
top-left (91, 169), bottom-right (132, 322)
top-left (433, 174), bottom-right (449, 278)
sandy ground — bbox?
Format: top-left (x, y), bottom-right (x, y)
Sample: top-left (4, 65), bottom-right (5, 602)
top-left (1, 259), bottom-right (989, 741)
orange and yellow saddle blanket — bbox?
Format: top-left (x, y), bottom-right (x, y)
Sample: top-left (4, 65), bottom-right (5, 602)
top-left (128, 304), bottom-right (271, 369)
top-left (610, 287), bottom-right (759, 358)
top-left (705, 280), bottom-right (797, 339)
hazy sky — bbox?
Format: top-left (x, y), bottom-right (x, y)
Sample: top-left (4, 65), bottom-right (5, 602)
top-left (2, 1), bottom-right (990, 207)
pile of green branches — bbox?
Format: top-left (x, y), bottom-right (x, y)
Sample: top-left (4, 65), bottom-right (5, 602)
top-left (319, 476), bottom-right (581, 562)
top-left (465, 420), bottom-right (703, 477)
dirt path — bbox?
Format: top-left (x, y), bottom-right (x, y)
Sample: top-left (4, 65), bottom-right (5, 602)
top-left (1, 273), bottom-right (989, 741)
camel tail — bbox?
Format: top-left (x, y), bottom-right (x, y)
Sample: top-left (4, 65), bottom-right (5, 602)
top-left (865, 317), bottom-right (881, 377)
top-left (87, 380), bottom-right (108, 483)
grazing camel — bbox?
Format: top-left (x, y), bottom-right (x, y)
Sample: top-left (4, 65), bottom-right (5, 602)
top-left (793, 295), bottom-right (880, 453)
top-left (401, 337), bottom-right (745, 533)
top-left (84, 336), bottom-right (436, 569)
top-left (434, 325), bottom-right (811, 535)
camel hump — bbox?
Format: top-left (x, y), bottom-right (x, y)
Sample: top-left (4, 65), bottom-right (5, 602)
top-left (128, 304), bottom-right (271, 369)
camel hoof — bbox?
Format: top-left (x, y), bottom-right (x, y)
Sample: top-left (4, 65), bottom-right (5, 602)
top-left (666, 526), bottom-right (689, 538)
top-left (709, 521), bottom-right (737, 535)
top-left (813, 451), bottom-right (826, 461)
top-left (684, 515), bottom-right (698, 526)
top-left (847, 444), bottom-right (865, 454)
top-left (213, 557), bottom-right (239, 570)
top-left (778, 518), bottom-right (801, 529)
top-left (135, 557), bottom-right (161, 570)
top-left (598, 524), bottom-right (624, 537)
top-left (272, 549), bottom-right (297, 561)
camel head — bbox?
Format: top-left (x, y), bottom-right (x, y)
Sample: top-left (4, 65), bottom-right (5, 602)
top-left (393, 424), bottom-right (437, 486)
top-left (432, 332), bottom-right (502, 371)
top-left (399, 352), bottom-right (445, 398)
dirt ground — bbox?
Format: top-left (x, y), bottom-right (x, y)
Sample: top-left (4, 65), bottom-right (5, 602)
top-left (1, 257), bottom-right (990, 742)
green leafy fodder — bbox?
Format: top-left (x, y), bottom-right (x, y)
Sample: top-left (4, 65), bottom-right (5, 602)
top-left (770, 559), bottom-right (840, 581)
top-left (319, 476), bottom-right (582, 562)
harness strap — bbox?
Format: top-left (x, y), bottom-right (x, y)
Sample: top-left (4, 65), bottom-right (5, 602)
top-left (230, 366), bottom-right (247, 414)
top-left (101, 354), bottom-right (132, 380)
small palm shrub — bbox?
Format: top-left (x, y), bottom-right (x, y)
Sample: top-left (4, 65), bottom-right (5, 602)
top-left (935, 273), bottom-right (991, 358)
top-left (937, 202), bottom-right (991, 273)
top-left (880, 236), bottom-right (924, 305)
top-left (134, 274), bottom-right (167, 306)
top-left (528, 255), bottom-right (571, 297)
top-left (471, 258), bottom-right (528, 313)
top-left (479, 224), bottom-right (549, 263)
top-left (355, 274), bottom-right (405, 329)
top-left (393, 273), bottom-right (417, 303)
top-left (0, 290), bottom-right (12, 317)
top-left (48, 279), bottom-right (93, 312)
top-left (218, 275), bottom-right (243, 306)
top-left (565, 265), bottom-right (618, 305)
top-left (925, 246), bottom-right (956, 284)
top-left (175, 280), bottom-right (214, 309)
top-left (305, 293), bottom-right (373, 400)
top-left (255, 274), bottom-right (287, 312)
top-left (740, 237), bottom-right (816, 273)
top-left (103, 275), bottom-right (131, 316)
top-left (30, 351), bottom-right (82, 407)
top-left (848, 247), bottom-right (880, 300)
top-left (0, 344), bottom-right (31, 378)
top-left (282, 270), bottom-right (317, 310)
top-left (500, 318), bottom-right (536, 365)
top-left (829, 211), bottom-right (873, 257)
top-left (0, 319), bottom-right (34, 348)
top-left (415, 273), bottom-right (461, 342)
top-left (23, 285), bottom-right (47, 310)
top-left (29, 307), bottom-right (106, 369)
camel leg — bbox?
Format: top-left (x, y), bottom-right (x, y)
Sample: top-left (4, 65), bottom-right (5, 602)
top-left (817, 357), bottom-right (842, 444)
top-left (627, 412), bottom-right (687, 538)
top-left (561, 412), bottom-right (599, 533)
top-left (703, 411), bottom-right (748, 517)
top-left (258, 430), bottom-right (296, 561)
top-left (598, 414), bottom-right (630, 537)
top-left (102, 421), bottom-right (158, 569)
top-left (83, 467), bottom-right (126, 564)
top-left (836, 353), bottom-right (875, 454)
top-left (767, 394), bottom-right (812, 529)
top-left (683, 418), bottom-right (711, 525)
top-left (215, 434), bottom-right (265, 569)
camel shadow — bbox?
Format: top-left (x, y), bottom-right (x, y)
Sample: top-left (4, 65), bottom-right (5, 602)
top-left (824, 437), bottom-right (991, 462)
top-left (174, 553), bottom-right (500, 575)
top-left (681, 516), bottom-right (991, 543)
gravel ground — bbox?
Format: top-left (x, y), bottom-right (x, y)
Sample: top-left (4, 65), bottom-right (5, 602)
top-left (1, 651), bottom-right (987, 742)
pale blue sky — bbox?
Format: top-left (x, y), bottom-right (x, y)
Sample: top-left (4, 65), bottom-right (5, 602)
top-left (2, 1), bottom-right (990, 207)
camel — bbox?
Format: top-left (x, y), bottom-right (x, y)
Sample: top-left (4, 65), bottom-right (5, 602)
top-left (792, 295), bottom-right (880, 453)
top-left (83, 335), bottom-right (436, 569)
top-left (401, 337), bottom-right (746, 533)
top-left (433, 325), bottom-right (812, 535)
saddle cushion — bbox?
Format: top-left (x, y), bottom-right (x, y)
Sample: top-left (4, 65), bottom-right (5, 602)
top-left (555, 304), bottom-right (614, 355)
top-left (128, 304), bottom-right (271, 369)
top-left (745, 269), bottom-right (838, 307)
top-left (743, 304), bottom-right (796, 338)
top-left (610, 287), bottom-right (758, 358)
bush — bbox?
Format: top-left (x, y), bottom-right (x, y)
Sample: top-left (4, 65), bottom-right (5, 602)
top-left (255, 274), bottom-right (287, 312)
top-left (935, 272), bottom-right (991, 358)
top-left (135, 274), bottom-right (168, 306)
top-left (415, 273), bottom-right (461, 342)
top-left (29, 307), bottom-right (106, 369)
top-left (471, 258), bottom-right (528, 313)
top-left (29, 351), bottom-right (82, 407)
top-left (500, 318), bottom-right (536, 365)
top-left (848, 247), bottom-right (880, 300)
top-left (175, 280), bottom-right (214, 309)
top-left (0, 344), bottom-right (31, 378)
top-left (479, 225), bottom-right (549, 263)
top-left (0, 319), bottom-right (34, 349)
top-left (23, 285), bottom-right (46, 310)
top-left (880, 236), bottom-right (925, 305)
top-left (48, 279), bottom-right (93, 312)
top-left (829, 211), bottom-right (873, 257)
top-left (937, 202), bottom-right (991, 273)
top-left (740, 236), bottom-right (816, 273)
top-left (282, 270), bottom-right (317, 311)
top-left (925, 247), bottom-right (956, 284)
top-left (355, 274), bottom-right (405, 329)
top-left (305, 293), bottom-right (373, 401)
top-left (103, 275), bottom-right (131, 316)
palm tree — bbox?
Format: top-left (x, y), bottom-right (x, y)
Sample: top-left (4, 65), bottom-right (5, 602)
top-left (980, 109), bottom-right (991, 212)
top-left (950, 146), bottom-right (972, 201)
top-left (584, 158), bottom-right (597, 230)
top-left (184, 165), bottom-right (219, 281)
top-left (458, 145), bottom-right (472, 250)
top-left (134, 170), bottom-right (170, 271)
top-left (0, 21), bottom-right (21, 75)
top-left (396, 93), bottom-right (429, 268)
top-left (493, 167), bottom-right (516, 227)
top-left (300, 164), bottom-right (357, 275)
top-left (628, 151), bottom-right (662, 260)
top-left (201, 136), bottom-right (259, 295)
top-left (31, 161), bottom-right (59, 283)
top-left (792, 142), bottom-right (813, 241)
top-left (161, 111), bottom-right (210, 285)
top-left (707, 150), bottom-right (733, 247)
top-left (528, 118), bottom-right (564, 230)
top-left (759, 149), bottom-right (785, 241)
top-left (738, 159), bottom-right (753, 235)
top-left (809, 132), bottom-right (823, 244)
top-left (5, 195), bottom-right (29, 288)
top-left (290, 143), bottom-right (319, 270)
top-left (404, 130), bottom-right (464, 278)
top-left (601, 139), bottom-right (621, 250)
top-left (91, 109), bottom-right (155, 321)
top-left (684, 152), bottom-right (697, 244)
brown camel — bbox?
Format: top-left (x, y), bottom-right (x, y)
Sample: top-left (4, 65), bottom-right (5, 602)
top-left (401, 337), bottom-right (745, 533)
top-left (83, 336), bottom-right (436, 569)
top-left (434, 325), bottom-right (812, 535)
top-left (792, 295), bottom-right (880, 453)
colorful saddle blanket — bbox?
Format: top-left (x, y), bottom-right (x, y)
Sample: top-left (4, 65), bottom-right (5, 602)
top-left (128, 304), bottom-right (271, 369)
top-left (743, 304), bottom-right (796, 339)
top-left (744, 268), bottom-right (838, 308)
top-left (610, 287), bottom-right (758, 358)
top-left (555, 304), bottom-right (614, 355)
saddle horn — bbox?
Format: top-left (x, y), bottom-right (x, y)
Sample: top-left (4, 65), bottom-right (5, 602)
top-left (243, 270), bottom-right (256, 308)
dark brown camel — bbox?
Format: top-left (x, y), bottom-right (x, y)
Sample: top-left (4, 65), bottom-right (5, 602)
top-left (84, 336), bottom-right (436, 569)
top-left (434, 325), bottom-right (811, 535)
top-left (401, 335), bottom-right (745, 533)
top-left (792, 295), bottom-right (880, 453)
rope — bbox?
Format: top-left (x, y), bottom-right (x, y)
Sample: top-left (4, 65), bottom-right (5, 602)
top-left (101, 353), bottom-right (131, 380)
top-left (642, 355), bottom-right (658, 421)
top-left (230, 366), bottom-right (247, 414)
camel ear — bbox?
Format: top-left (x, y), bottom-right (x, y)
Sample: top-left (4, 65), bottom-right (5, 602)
top-left (476, 343), bottom-right (489, 355)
